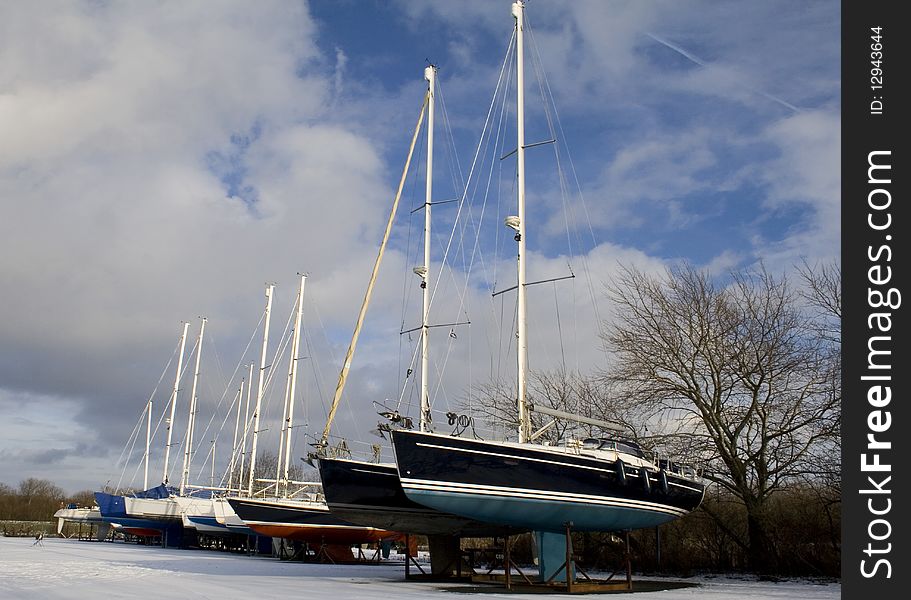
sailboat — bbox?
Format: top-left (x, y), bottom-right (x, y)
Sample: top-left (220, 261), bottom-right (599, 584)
top-left (226, 276), bottom-right (397, 554)
top-left (54, 504), bottom-right (110, 541)
top-left (184, 369), bottom-right (255, 536)
top-left (389, 0), bottom-right (705, 545)
top-left (94, 319), bottom-right (216, 547)
top-left (317, 67), bottom-right (511, 546)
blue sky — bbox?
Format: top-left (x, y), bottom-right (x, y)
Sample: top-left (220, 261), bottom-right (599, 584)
top-left (0, 1), bottom-right (839, 492)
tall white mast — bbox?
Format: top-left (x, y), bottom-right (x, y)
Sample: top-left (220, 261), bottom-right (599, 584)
top-left (210, 440), bottom-right (216, 488)
top-left (162, 321), bottom-right (190, 485)
top-left (278, 274), bottom-right (307, 495)
top-left (512, 0), bottom-right (530, 444)
top-left (418, 65), bottom-right (436, 431)
top-left (247, 284), bottom-right (275, 496)
top-left (228, 377), bottom-right (244, 492)
top-left (275, 332), bottom-right (292, 493)
top-left (238, 361), bottom-right (254, 489)
top-left (143, 398), bottom-right (152, 490)
top-left (180, 317), bottom-right (207, 495)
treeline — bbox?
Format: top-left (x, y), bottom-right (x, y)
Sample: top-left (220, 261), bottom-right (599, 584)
top-left (0, 478), bottom-right (93, 522)
top-left (578, 485), bottom-right (840, 578)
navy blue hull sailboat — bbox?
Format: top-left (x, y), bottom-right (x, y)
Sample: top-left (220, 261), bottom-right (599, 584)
top-left (317, 455), bottom-right (514, 537)
top-left (390, 1), bottom-right (706, 544)
top-left (390, 431), bottom-right (704, 533)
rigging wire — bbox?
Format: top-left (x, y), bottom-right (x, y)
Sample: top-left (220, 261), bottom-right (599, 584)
top-left (187, 333), bottom-right (239, 485)
top-left (190, 305), bottom-right (266, 488)
top-left (114, 337), bottom-right (179, 491)
top-left (395, 110), bottom-right (427, 423)
top-left (210, 386), bottom-right (243, 487)
top-left (386, 34), bottom-right (517, 424)
top-left (115, 411), bottom-right (145, 492)
top-left (553, 280), bottom-right (567, 373)
top-left (424, 31), bottom-right (516, 412)
top-left (526, 13), bottom-right (608, 357)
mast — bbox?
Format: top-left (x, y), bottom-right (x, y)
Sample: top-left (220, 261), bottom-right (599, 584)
top-left (418, 65), bottom-right (436, 431)
top-left (278, 274), bottom-right (307, 494)
top-left (162, 321), bottom-right (190, 485)
top-left (319, 93), bottom-right (429, 448)
top-left (143, 398), bottom-right (152, 490)
top-left (512, 0), bottom-right (530, 444)
top-left (228, 377), bottom-right (244, 492)
top-left (180, 317), bottom-right (207, 495)
top-left (275, 327), bottom-right (292, 493)
top-left (210, 440), bottom-right (216, 488)
top-left (238, 361), bottom-right (254, 489)
top-left (247, 284), bottom-right (275, 496)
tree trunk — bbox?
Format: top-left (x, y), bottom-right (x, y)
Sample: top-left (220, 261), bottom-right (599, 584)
top-left (746, 503), bottom-right (777, 575)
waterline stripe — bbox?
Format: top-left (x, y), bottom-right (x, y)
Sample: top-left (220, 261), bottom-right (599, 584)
top-left (401, 478), bottom-right (690, 517)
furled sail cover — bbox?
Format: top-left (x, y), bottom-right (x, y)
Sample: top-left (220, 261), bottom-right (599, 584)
top-left (132, 484), bottom-right (172, 499)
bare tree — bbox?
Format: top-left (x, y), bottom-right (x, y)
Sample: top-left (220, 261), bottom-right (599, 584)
top-left (797, 259), bottom-right (841, 341)
top-left (0, 482), bottom-right (14, 520)
top-left (465, 369), bottom-right (615, 444)
top-left (10, 478), bottom-right (66, 521)
top-left (602, 263), bottom-right (839, 573)
top-left (795, 260), bottom-right (842, 557)
top-left (66, 489), bottom-right (98, 508)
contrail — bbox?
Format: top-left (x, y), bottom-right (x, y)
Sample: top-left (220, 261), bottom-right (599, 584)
top-left (646, 32), bottom-right (706, 67)
top-left (646, 32), bottom-right (800, 113)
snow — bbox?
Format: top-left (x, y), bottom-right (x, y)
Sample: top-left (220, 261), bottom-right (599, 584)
top-left (1, 537), bottom-right (840, 599)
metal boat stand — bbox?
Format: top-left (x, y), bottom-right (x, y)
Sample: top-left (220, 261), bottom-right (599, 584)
top-left (470, 524), bottom-right (635, 594)
top-left (311, 536), bottom-right (337, 564)
top-left (468, 535), bottom-right (533, 588)
top-left (403, 534), bottom-right (479, 581)
top-left (355, 545), bottom-right (382, 563)
top-left (403, 534), bottom-right (427, 578)
top-left (543, 525), bottom-right (633, 593)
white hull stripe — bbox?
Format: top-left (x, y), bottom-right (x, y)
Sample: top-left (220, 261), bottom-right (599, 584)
top-left (351, 468), bottom-right (398, 477)
top-left (331, 503), bottom-right (439, 515)
top-left (414, 441), bottom-right (704, 493)
top-left (400, 478), bottom-right (690, 517)
top-left (235, 503), bottom-right (330, 513)
top-left (244, 521), bottom-right (385, 532)
top-left (668, 480), bottom-right (705, 493)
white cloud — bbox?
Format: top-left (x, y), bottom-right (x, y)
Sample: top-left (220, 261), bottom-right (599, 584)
top-left (0, 2), bottom-right (392, 450)
top-left (752, 109), bottom-right (841, 267)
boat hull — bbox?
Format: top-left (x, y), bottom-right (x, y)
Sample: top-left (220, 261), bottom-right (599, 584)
top-left (54, 506), bottom-right (110, 539)
top-left (391, 430), bottom-right (705, 533)
top-left (317, 456), bottom-right (514, 537)
top-left (53, 507), bottom-right (104, 524)
top-left (184, 514), bottom-right (229, 534)
top-left (94, 491), bottom-right (188, 546)
top-left (227, 496), bottom-right (399, 545)
top-left (213, 497), bottom-right (257, 535)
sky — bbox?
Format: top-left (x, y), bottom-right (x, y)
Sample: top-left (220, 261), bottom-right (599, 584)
top-left (0, 0), bottom-right (840, 494)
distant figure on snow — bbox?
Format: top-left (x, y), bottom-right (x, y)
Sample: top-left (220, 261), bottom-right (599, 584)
top-left (33, 532), bottom-right (44, 547)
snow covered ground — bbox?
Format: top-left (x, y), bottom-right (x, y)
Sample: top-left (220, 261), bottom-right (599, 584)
top-left (1, 537), bottom-right (840, 599)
